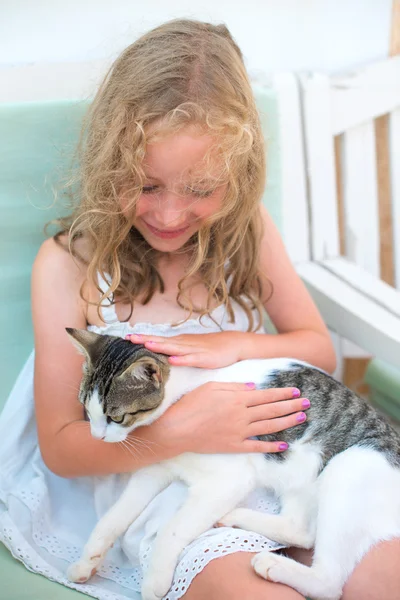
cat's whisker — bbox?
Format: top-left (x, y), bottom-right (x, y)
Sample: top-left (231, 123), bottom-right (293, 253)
top-left (120, 439), bottom-right (143, 460)
top-left (125, 435), bottom-right (157, 456)
top-left (58, 381), bottom-right (82, 395)
top-left (127, 439), bottom-right (148, 459)
top-left (124, 435), bottom-right (148, 448)
top-left (126, 437), bottom-right (151, 459)
top-left (119, 440), bottom-right (134, 459)
top-left (118, 440), bottom-right (135, 459)
top-left (135, 435), bottom-right (158, 448)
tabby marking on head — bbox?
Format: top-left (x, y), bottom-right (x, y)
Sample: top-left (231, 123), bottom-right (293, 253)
top-left (66, 328), bottom-right (170, 442)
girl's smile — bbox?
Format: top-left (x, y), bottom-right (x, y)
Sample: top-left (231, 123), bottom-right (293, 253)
top-left (142, 221), bottom-right (191, 239)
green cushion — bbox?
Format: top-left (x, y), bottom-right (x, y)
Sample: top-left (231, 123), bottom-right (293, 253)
top-left (0, 100), bottom-right (91, 598)
top-left (254, 83), bottom-right (283, 233)
top-left (0, 544), bottom-right (86, 599)
top-left (365, 358), bottom-right (400, 422)
top-left (0, 101), bottom-right (88, 408)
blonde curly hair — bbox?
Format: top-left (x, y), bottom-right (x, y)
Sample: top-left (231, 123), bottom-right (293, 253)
top-left (55, 19), bottom-right (268, 330)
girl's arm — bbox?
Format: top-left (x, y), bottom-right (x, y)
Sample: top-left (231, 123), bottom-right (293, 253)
top-left (252, 205), bottom-right (336, 373)
top-left (32, 239), bottom-right (177, 477)
top-left (32, 238), bottom-right (307, 478)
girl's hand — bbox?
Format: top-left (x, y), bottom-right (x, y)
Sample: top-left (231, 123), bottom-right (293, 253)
top-left (146, 382), bottom-right (309, 455)
top-left (126, 331), bottom-right (246, 368)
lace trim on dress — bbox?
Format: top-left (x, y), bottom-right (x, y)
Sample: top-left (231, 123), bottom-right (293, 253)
top-left (2, 483), bottom-right (283, 600)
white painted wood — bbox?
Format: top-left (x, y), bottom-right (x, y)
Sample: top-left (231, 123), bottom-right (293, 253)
top-left (390, 107), bottom-right (400, 289)
top-left (301, 73), bottom-right (340, 261)
top-left (271, 73), bottom-right (310, 263)
top-left (331, 56), bottom-right (400, 135)
top-left (341, 121), bottom-right (380, 276)
top-left (300, 58), bottom-right (400, 363)
top-left (329, 331), bottom-right (344, 382)
top-left (322, 257), bottom-right (400, 316)
top-left (0, 60), bottom-right (109, 103)
top-left (296, 261), bottom-right (400, 371)
top-left (341, 340), bottom-right (372, 359)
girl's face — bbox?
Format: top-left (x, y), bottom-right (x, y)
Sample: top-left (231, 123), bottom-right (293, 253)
top-left (126, 126), bottom-right (227, 253)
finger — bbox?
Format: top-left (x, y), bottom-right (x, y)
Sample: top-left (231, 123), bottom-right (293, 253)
top-left (247, 398), bottom-right (310, 422)
top-left (203, 381), bottom-right (260, 392)
top-left (248, 411), bottom-right (307, 437)
top-left (126, 334), bottom-right (170, 343)
top-left (168, 354), bottom-right (208, 367)
top-left (242, 439), bottom-right (290, 454)
top-left (144, 341), bottom-right (190, 355)
top-left (245, 387), bottom-right (301, 407)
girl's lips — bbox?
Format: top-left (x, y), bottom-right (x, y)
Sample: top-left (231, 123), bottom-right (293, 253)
top-left (144, 221), bottom-right (190, 239)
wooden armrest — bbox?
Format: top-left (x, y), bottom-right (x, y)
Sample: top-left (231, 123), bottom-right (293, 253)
top-left (296, 258), bottom-right (400, 371)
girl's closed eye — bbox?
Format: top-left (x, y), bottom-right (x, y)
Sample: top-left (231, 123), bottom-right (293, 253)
top-left (142, 185), bottom-right (160, 194)
top-left (186, 187), bottom-right (215, 198)
top-left (141, 185), bottom-right (215, 199)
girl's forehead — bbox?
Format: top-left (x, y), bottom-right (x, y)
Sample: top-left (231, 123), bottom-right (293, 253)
top-left (143, 126), bottom-right (224, 182)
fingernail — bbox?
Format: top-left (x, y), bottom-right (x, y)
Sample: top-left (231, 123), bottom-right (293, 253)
top-left (124, 334), bottom-right (132, 340)
top-left (279, 442), bottom-right (289, 451)
top-left (297, 412), bottom-right (307, 422)
top-left (133, 334), bottom-right (143, 339)
top-left (245, 382), bottom-right (256, 389)
top-left (302, 399), bottom-right (310, 409)
top-left (292, 388), bottom-right (301, 398)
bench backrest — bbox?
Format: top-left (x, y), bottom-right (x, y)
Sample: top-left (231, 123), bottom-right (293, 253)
top-left (300, 56), bottom-right (400, 286)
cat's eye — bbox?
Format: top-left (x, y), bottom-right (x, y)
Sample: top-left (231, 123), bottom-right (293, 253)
top-left (107, 415), bottom-right (124, 425)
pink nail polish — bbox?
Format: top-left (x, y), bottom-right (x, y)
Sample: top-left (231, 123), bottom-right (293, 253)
top-left (124, 334), bottom-right (132, 340)
top-left (302, 399), bottom-right (310, 409)
top-left (279, 442), bottom-right (289, 451)
top-left (297, 412), bottom-right (307, 422)
top-left (292, 388), bottom-right (301, 398)
top-left (245, 382), bottom-right (256, 389)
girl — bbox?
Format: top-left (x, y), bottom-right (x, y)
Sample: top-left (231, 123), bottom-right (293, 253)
top-left (1, 18), bottom-right (398, 600)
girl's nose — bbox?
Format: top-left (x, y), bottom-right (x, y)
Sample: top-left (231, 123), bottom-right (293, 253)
top-left (153, 191), bottom-right (189, 228)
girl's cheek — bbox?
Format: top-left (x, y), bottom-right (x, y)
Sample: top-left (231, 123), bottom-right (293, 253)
top-left (196, 195), bottom-right (223, 219)
top-left (134, 199), bottom-right (146, 217)
top-left (122, 195), bottom-right (148, 218)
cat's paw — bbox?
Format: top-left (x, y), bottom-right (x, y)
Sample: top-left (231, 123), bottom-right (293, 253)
top-left (141, 569), bottom-right (173, 600)
top-left (252, 551), bottom-right (283, 582)
top-left (217, 508), bottom-right (244, 528)
top-left (141, 579), bottom-right (165, 600)
top-left (67, 561), bottom-right (97, 583)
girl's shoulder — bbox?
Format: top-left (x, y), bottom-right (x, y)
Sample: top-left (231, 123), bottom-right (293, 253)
top-left (33, 234), bottom-right (88, 286)
top-left (32, 235), bottom-right (94, 322)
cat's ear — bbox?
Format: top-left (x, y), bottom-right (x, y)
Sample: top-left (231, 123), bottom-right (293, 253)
top-left (66, 328), bottom-right (103, 365)
top-left (118, 357), bottom-right (162, 389)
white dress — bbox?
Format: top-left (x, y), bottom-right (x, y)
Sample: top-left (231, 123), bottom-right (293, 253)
top-left (0, 281), bottom-right (284, 600)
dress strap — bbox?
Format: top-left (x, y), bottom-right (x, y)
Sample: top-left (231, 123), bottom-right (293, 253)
top-left (97, 272), bottom-right (118, 325)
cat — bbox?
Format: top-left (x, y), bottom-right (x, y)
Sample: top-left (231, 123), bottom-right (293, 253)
top-left (66, 328), bottom-right (400, 600)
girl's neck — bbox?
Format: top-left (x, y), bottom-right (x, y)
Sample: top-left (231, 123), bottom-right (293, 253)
top-left (157, 250), bottom-right (191, 269)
